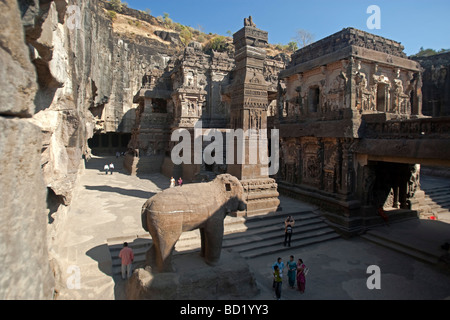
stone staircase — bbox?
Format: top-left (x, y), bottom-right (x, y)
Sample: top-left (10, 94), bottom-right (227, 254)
top-left (108, 209), bottom-right (341, 276)
top-left (360, 226), bottom-right (442, 265)
top-left (418, 185), bottom-right (450, 221)
top-left (222, 210), bottom-right (340, 259)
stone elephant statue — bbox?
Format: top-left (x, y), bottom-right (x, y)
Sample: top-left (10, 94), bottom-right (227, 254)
top-left (141, 174), bottom-right (246, 272)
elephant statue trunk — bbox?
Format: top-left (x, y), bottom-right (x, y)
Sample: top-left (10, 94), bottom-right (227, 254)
top-left (141, 174), bottom-right (246, 272)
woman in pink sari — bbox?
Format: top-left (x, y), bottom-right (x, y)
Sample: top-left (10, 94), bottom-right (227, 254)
top-left (297, 258), bottom-right (306, 293)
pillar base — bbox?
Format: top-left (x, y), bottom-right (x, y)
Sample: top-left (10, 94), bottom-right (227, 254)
top-left (240, 178), bottom-right (280, 217)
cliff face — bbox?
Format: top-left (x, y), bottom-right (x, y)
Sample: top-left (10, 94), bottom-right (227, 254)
top-left (0, 0), bottom-right (54, 299)
top-left (0, 0), bottom-right (180, 298)
top-left (25, 0), bottom-right (178, 209)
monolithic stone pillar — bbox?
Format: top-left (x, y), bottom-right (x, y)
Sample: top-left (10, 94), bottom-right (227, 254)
top-left (227, 17), bottom-right (280, 216)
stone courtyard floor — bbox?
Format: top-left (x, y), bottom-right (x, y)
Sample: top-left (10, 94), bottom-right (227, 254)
top-left (56, 155), bottom-right (450, 300)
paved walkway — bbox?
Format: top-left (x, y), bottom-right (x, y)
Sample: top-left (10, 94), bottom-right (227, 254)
top-left (56, 156), bottom-right (450, 300)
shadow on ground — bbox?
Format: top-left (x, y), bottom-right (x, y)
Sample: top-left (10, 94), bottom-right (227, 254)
top-left (87, 238), bottom-right (153, 300)
top-left (84, 185), bottom-right (155, 200)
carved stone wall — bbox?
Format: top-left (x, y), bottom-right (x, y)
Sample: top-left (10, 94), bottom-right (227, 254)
top-left (275, 27), bottom-right (426, 234)
top-left (412, 52), bottom-right (450, 117)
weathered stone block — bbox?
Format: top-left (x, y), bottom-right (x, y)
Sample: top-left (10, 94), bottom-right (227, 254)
top-left (126, 250), bottom-right (259, 300)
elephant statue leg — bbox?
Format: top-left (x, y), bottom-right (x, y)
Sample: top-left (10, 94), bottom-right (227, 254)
top-left (199, 227), bottom-right (206, 258)
top-left (147, 221), bottom-right (181, 272)
top-left (202, 219), bottom-right (225, 266)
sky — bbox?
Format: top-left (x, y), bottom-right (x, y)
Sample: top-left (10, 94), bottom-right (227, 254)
top-left (124, 0), bottom-right (450, 56)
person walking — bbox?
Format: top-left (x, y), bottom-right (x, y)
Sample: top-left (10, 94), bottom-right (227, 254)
top-left (170, 177), bottom-right (175, 188)
top-left (109, 163), bottom-right (115, 175)
top-left (287, 255), bottom-right (297, 289)
top-left (297, 258), bottom-right (307, 293)
top-left (119, 242), bottom-right (134, 280)
top-left (273, 265), bottom-right (283, 300)
top-left (103, 164), bottom-right (109, 175)
top-left (284, 215), bottom-right (295, 247)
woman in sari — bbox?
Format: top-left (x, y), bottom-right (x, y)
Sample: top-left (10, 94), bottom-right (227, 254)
top-left (297, 258), bottom-right (306, 293)
top-left (287, 255), bottom-right (297, 289)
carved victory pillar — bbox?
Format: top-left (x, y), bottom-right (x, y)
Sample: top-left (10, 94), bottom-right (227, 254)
top-left (227, 17), bottom-right (280, 216)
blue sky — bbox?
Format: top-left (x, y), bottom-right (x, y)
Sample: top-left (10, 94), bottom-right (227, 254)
top-left (124, 0), bottom-right (450, 56)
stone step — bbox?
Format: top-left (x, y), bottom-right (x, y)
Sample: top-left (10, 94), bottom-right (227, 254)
top-left (239, 232), bottom-right (341, 259)
top-left (223, 220), bottom-right (329, 248)
top-left (360, 231), bottom-right (440, 265)
top-left (424, 195), bottom-right (450, 205)
top-left (228, 226), bottom-right (338, 253)
top-left (221, 210), bottom-right (340, 259)
top-left (423, 186), bottom-right (450, 195)
top-left (224, 212), bottom-right (320, 240)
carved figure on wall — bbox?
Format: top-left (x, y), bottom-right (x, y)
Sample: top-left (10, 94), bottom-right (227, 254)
top-left (141, 174), bottom-right (247, 272)
top-left (407, 164), bottom-right (420, 198)
top-left (392, 78), bottom-right (405, 113)
top-left (363, 166), bottom-right (377, 205)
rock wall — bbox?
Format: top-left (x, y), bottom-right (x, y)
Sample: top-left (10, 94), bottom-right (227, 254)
top-left (1, 0), bottom-right (179, 298)
top-left (0, 0), bottom-right (54, 299)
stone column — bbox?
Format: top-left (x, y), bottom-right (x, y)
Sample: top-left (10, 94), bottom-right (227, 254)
top-left (227, 18), bottom-right (280, 216)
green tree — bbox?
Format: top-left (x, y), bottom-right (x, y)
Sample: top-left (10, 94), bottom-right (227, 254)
top-left (180, 27), bottom-right (193, 46)
top-left (107, 10), bottom-right (117, 21)
top-left (287, 41), bottom-right (298, 52)
top-left (204, 35), bottom-right (229, 53)
top-left (413, 47), bottom-right (450, 57)
top-left (110, 0), bottom-right (123, 12)
top-left (162, 12), bottom-right (173, 28)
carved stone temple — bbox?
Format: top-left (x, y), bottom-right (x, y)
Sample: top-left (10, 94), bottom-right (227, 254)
top-left (123, 21), bottom-right (449, 233)
top-left (273, 28), bottom-right (428, 234)
top-left (126, 17), bottom-right (283, 217)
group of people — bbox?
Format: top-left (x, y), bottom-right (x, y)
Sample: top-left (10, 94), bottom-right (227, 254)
top-left (271, 215), bottom-right (308, 300)
top-left (272, 256), bottom-right (307, 300)
top-left (103, 162), bottom-right (115, 174)
top-left (169, 176), bottom-right (183, 188)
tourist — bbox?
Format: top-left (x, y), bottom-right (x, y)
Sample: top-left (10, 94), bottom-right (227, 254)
top-left (284, 215), bottom-right (295, 247)
top-left (271, 257), bottom-right (284, 289)
top-left (287, 255), bottom-right (297, 289)
top-left (170, 177), bottom-right (175, 188)
top-left (273, 265), bottom-right (282, 300)
top-left (297, 258), bottom-right (306, 293)
top-left (103, 164), bottom-right (109, 175)
top-left (119, 242), bottom-right (134, 280)
top-left (178, 177), bottom-right (183, 186)
top-left (116, 151), bottom-right (120, 158)
top-left (109, 163), bottom-right (115, 174)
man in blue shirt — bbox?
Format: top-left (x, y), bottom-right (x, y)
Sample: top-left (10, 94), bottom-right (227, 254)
top-left (271, 257), bottom-right (285, 291)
